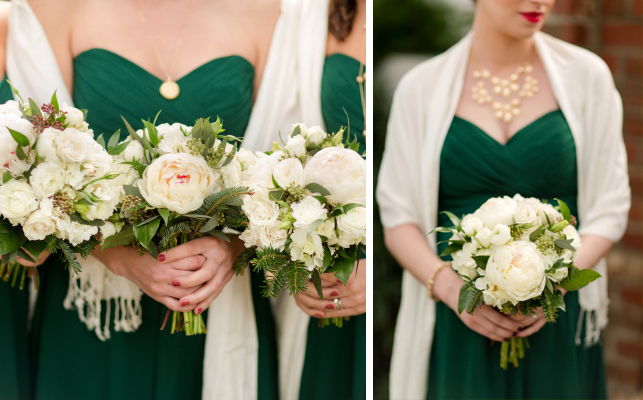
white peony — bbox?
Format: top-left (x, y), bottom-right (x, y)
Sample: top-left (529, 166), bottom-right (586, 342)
top-left (291, 196), bottom-right (327, 229)
top-left (138, 153), bottom-right (218, 214)
top-left (119, 140), bottom-right (145, 162)
top-left (29, 162), bottom-right (65, 199)
top-left (514, 198), bottom-right (542, 226)
top-left (474, 196), bottom-right (517, 229)
top-left (0, 180), bottom-right (38, 225)
top-left (22, 210), bottom-right (57, 240)
top-left (157, 123), bottom-right (190, 154)
top-left (0, 114), bottom-right (37, 176)
top-left (483, 241), bottom-right (547, 305)
top-left (241, 188), bottom-right (280, 227)
top-left (36, 128), bottom-right (61, 164)
top-left (272, 158), bottom-right (304, 190)
top-left (304, 147), bottom-right (365, 205)
top-left (285, 134), bottom-right (307, 158)
top-left (237, 148), bottom-right (257, 172)
top-left (0, 100), bottom-right (23, 116)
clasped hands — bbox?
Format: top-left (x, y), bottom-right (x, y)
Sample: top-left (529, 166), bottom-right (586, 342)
top-left (99, 235), bottom-right (244, 314)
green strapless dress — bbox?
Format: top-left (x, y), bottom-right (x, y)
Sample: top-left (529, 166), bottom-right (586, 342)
top-left (298, 54), bottom-right (366, 400)
top-left (30, 49), bottom-right (279, 400)
top-left (0, 79), bottom-right (32, 400)
top-left (429, 110), bottom-right (606, 399)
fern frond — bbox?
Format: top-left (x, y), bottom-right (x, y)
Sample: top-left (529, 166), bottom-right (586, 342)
top-left (194, 187), bottom-right (252, 217)
top-left (262, 264), bottom-right (290, 298)
top-left (158, 221), bottom-right (194, 249)
top-left (221, 213), bottom-right (249, 230)
top-left (286, 262), bottom-right (310, 295)
top-left (58, 240), bottom-right (82, 273)
top-left (233, 248), bottom-right (256, 275)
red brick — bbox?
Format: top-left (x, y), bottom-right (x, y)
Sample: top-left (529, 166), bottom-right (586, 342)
top-left (621, 287), bottom-right (643, 307)
top-left (624, 118), bottom-right (643, 136)
top-left (602, 23), bottom-right (643, 47)
top-left (630, 199), bottom-right (643, 220)
top-left (560, 24), bottom-right (588, 45)
top-left (603, 0), bottom-right (624, 15)
top-left (633, 0), bottom-right (643, 16)
top-left (621, 231), bottom-right (643, 249)
top-left (609, 306), bottom-right (643, 330)
top-left (553, 0), bottom-right (576, 14)
top-left (605, 364), bottom-right (643, 386)
top-left (599, 51), bottom-right (619, 74)
top-left (617, 341), bottom-right (643, 361)
top-left (626, 56), bottom-right (643, 77)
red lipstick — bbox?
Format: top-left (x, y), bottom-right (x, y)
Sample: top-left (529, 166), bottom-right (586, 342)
top-left (521, 12), bottom-right (543, 23)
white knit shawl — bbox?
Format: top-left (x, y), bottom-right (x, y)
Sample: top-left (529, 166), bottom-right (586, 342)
top-left (376, 31), bottom-right (630, 400)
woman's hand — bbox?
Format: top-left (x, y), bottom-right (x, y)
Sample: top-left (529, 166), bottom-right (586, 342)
top-left (93, 246), bottom-right (206, 312)
top-left (16, 250), bottom-right (50, 267)
top-left (162, 235), bottom-right (246, 315)
top-left (293, 259), bottom-right (366, 319)
top-left (434, 268), bottom-right (523, 342)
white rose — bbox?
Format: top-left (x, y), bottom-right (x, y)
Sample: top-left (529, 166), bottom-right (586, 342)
top-left (138, 153), bottom-right (219, 214)
top-left (241, 189), bottom-right (280, 227)
top-left (56, 216), bottom-right (98, 246)
top-left (22, 210), bottom-right (57, 240)
top-left (304, 147), bottom-right (365, 205)
top-left (490, 224), bottom-right (512, 246)
top-left (290, 227), bottom-right (324, 271)
top-left (315, 219), bottom-right (335, 238)
top-left (291, 196), bottom-right (327, 229)
top-left (239, 225), bottom-right (261, 248)
top-left (514, 198), bottom-right (542, 226)
top-left (55, 127), bottom-right (102, 164)
top-left (157, 123), bottom-right (190, 154)
top-left (461, 215), bottom-right (484, 236)
top-left (484, 241), bottom-right (547, 305)
top-left (547, 266), bottom-right (569, 283)
top-left (474, 196), bottom-right (517, 229)
top-left (272, 158), bottom-right (304, 190)
top-left (336, 206), bottom-right (366, 243)
top-left (0, 180), bottom-right (38, 225)
top-left (119, 140), bottom-right (145, 162)
top-left (60, 104), bottom-right (89, 131)
top-left (285, 135), bottom-right (307, 158)
top-left (258, 223), bottom-right (288, 251)
top-left (62, 164), bottom-right (85, 190)
top-left (474, 226), bottom-right (493, 248)
top-left (303, 125), bottom-right (326, 147)
top-left (29, 162), bottom-right (65, 199)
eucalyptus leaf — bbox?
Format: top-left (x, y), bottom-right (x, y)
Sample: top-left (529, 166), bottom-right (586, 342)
top-left (207, 229), bottom-right (230, 242)
top-left (70, 213), bottom-right (105, 226)
top-left (556, 198), bottom-right (571, 222)
top-left (269, 190), bottom-right (284, 202)
top-left (199, 217), bottom-right (220, 233)
top-left (291, 124), bottom-right (301, 137)
top-left (312, 195), bottom-right (328, 204)
top-left (342, 203), bottom-right (365, 213)
top-left (95, 134), bottom-right (106, 149)
top-left (108, 140), bottom-right (131, 156)
top-left (107, 130), bottom-right (121, 149)
top-left (554, 239), bottom-right (576, 252)
top-left (529, 226), bottom-right (545, 242)
top-left (124, 185), bottom-right (143, 198)
top-left (438, 243), bottom-right (463, 257)
top-left (440, 211), bottom-right (461, 229)
top-left (305, 183), bottom-right (331, 196)
top-left (8, 128), bottom-right (29, 146)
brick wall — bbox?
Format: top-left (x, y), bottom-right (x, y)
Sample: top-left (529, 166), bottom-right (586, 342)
top-left (544, 0), bottom-right (643, 398)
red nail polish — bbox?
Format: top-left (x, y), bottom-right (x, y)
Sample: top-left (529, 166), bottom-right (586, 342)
top-left (180, 299), bottom-right (189, 306)
top-left (157, 254), bottom-right (166, 262)
top-left (336, 279), bottom-right (342, 284)
top-left (195, 308), bottom-right (203, 315)
top-left (172, 279), bottom-right (180, 287)
top-left (316, 313), bottom-right (324, 318)
top-left (325, 304), bottom-right (335, 309)
top-left (330, 290), bottom-right (339, 297)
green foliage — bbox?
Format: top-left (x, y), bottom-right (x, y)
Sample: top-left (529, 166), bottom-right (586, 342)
top-left (157, 220), bottom-right (195, 250)
top-left (251, 247), bottom-right (310, 297)
top-left (558, 266), bottom-right (601, 292)
top-left (232, 248), bottom-right (256, 275)
top-left (193, 186), bottom-right (251, 217)
top-left (539, 288), bottom-right (565, 322)
top-left (57, 240), bottom-right (82, 273)
top-left (458, 282), bottom-right (483, 315)
top-left (0, 218), bottom-right (26, 254)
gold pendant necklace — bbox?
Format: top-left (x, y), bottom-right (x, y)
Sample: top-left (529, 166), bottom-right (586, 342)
top-left (471, 60), bottom-right (539, 123)
top-left (135, 0), bottom-right (192, 100)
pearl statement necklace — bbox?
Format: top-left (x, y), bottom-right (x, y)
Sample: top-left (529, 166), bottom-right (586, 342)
top-left (471, 61), bottom-right (539, 123)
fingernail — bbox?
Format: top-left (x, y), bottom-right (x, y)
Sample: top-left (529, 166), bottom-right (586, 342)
top-left (195, 308), bottom-right (203, 315)
top-left (180, 299), bottom-right (189, 306)
top-left (336, 279), bottom-right (342, 284)
top-left (316, 312), bottom-right (324, 318)
top-left (325, 304), bottom-right (335, 309)
top-left (157, 254), bottom-right (166, 262)
top-left (172, 279), bottom-right (180, 287)
top-left (330, 290), bottom-right (339, 297)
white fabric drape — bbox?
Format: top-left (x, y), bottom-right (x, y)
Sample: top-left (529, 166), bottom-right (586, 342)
top-left (377, 31), bottom-right (630, 400)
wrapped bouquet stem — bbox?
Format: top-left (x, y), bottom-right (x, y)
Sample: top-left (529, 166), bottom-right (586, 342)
top-left (434, 194), bottom-right (601, 369)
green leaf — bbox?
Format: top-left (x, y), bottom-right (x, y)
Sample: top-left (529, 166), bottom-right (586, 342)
top-left (124, 185), bottom-right (143, 198)
top-left (29, 98), bottom-right (42, 117)
top-left (551, 258), bottom-right (566, 270)
top-left (221, 142), bottom-right (237, 167)
top-left (121, 116), bottom-right (144, 144)
top-left (312, 195), bottom-right (328, 204)
top-left (135, 215), bottom-right (159, 227)
top-left (108, 140), bottom-right (131, 156)
top-left (14, 145), bottom-right (27, 160)
top-left (51, 91), bottom-right (59, 113)
top-left (549, 220), bottom-right (568, 233)
top-left (70, 213), bottom-right (105, 226)
top-left (101, 225), bottom-right (136, 250)
top-left (458, 283), bottom-right (483, 315)
top-left (158, 208), bottom-right (170, 225)
top-left (311, 269), bottom-right (323, 299)
top-left (0, 219), bottom-right (25, 255)
top-left (473, 255), bottom-right (489, 270)
top-left (440, 211), bottom-right (461, 229)
top-left (269, 190), bottom-right (284, 202)
top-left (556, 198), bottom-right (571, 222)
top-left (305, 183), bottom-right (331, 196)
top-left (21, 240), bottom-right (48, 262)
top-left (559, 268), bottom-right (601, 292)
top-left (107, 129), bottom-right (121, 149)
top-left (342, 203), bottom-right (365, 213)
top-left (291, 124), bottom-right (302, 137)
top-left (554, 239), bottom-right (576, 252)
top-left (95, 134), bottom-right (106, 148)
top-left (529, 226), bottom-right (545, 242)
top-left (2, 171), bottom-right (12, 183)
top-left (327, 253), bottom-right (357, 286)
top-left (199, 217), bottom-right (220, 233)
top-left (206, 229), bottom-right (230, 243)
top-left (8, 128), bottom-right (29, 146)
top-left (133, 217), bottom-right (161, 252)
top-left (143, 120), bottom-right (159, 147)
top-left (322, 247), bottom-right (332, 270)
top-left (438, 243), bottom-right (463, 257)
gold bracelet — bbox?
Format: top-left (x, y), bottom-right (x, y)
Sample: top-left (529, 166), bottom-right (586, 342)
top-left (426, 261), bottom-right (451, 302)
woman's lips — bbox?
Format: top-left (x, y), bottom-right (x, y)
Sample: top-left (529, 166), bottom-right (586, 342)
top-left (521, 12), bottom-right (543, 23)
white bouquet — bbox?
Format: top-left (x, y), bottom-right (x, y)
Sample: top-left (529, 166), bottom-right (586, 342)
top-left (102, 115), bottom-right (250, 335)
top-left (0, 88), bottom-right (120, 289)
top-left (434, 194), bottom-right (600, 369)
top-left (236, 124), bottom-right (365, 326)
